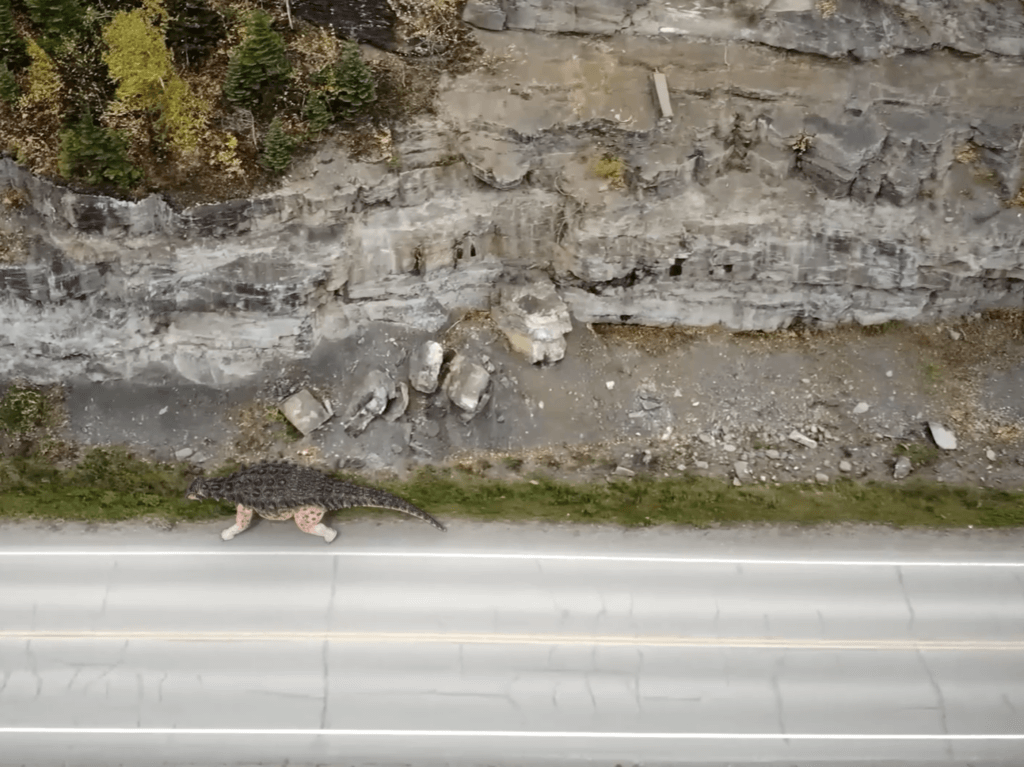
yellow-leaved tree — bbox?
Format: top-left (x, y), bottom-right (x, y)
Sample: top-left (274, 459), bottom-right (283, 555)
top-left (101, 0), bottom-right (208, 153)
top-left (17, 36), bottom-right (63, 117)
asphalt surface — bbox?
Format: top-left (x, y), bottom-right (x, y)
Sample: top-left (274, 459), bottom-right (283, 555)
top-left (1, 520), bottom-right (1023, 766)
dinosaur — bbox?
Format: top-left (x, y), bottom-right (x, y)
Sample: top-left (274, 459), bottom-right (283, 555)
top-left (185, 460), bottom-right (445, 543)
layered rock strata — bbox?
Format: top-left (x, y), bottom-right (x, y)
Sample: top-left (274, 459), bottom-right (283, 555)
top-left (1, 0), bottom-right (1022, 386)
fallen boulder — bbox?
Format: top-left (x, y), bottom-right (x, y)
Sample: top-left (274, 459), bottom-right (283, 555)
top-left (409, 340), bottom-right (444, 394)
top-left (444, 354), bottom-right (491, 418)
top-left (492, 273), bottom-right (573, 364)
top-left (928, 421), bottom-right (958, 450)
top-left (279, 389), bottom-right (333, 436)
top-left (343, 368), bottom-right (395, 436)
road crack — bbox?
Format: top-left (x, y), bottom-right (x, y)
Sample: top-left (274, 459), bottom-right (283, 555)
top-left (897, 566), bottom-right (916, 631)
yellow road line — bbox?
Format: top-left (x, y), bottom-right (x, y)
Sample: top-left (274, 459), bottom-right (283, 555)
top-left (1, 631), bottom-right (1021, 651)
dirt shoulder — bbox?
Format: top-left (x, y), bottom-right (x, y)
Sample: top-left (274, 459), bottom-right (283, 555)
top-left (2, 313), bottom-right (1024, 532)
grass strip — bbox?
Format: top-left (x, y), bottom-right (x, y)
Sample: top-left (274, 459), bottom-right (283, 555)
top-left (0, 448), bottom-right (1022, 529)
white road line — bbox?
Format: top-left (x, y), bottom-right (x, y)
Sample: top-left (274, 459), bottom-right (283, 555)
top-left (0, 550), bottom-right (1022, 566)
top-left (0, 728), bottom-right (1023, 739)
top-left (2, 630), bottom-right (1022, 651)
top-left (1, 728), bottom-right (1022, 739)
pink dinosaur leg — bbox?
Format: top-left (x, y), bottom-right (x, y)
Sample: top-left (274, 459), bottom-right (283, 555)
top-left (294, 505), bottom-right (337, 543)
top-left (221, 504), bottom-right (254, 541)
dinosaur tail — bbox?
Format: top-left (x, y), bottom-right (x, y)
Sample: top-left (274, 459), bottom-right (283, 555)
top-left (329, 484), bottom-right (446, 532)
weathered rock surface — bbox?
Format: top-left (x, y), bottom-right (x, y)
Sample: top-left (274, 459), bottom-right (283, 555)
top-left (409, 340), bottom-right (444, 394)
top-left (342, 368), bottom-right (395, 436)
top-left (929, 421), bottom-right (959, 450)
top-left (444, 354), bottom-right (492, 417)
top-left (492, 272), bottom-right (573, 364)
top-left (1, 0), bottom-right (1023, 386)
top-left (894, 455), bottom-right (913, 480)
top-left (280, 389), bottom-right (333, 436)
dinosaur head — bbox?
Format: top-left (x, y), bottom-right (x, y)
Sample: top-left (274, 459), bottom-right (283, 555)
top-left (185, 476), bottom-right (210, 501)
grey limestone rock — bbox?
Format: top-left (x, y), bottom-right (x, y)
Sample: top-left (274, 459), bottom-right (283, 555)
top-left (444, 354), bottom-right (492, 417)
top-left (492, 273), bottom-right (573, 364)
top-left (409, 341), bottom-right (444, 394)
top-left (343, 368), bottom-right (396, 436)
top-left (280, 389), bottom-right (333, 436)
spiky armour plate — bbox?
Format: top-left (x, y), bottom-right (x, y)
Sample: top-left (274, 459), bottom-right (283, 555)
top-left (185, 460), bottom-right (446, 531)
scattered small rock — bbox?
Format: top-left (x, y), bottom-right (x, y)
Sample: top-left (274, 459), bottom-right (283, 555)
top-left (695, 460), bottom-right (710, 469)
top-left (838, 460), bottom-right (852, 473)
top-left (852, 402), bottom-right (869, 415)
top-left (893, 455), bottom-right (913, 480)
top-left (675, 463), bottom-right (686, 471)
top-left (698, 433), bottom-right (714, 445)
top-left (732, 477), bottom-right (742, 486)
top-left (789, 430), bottom-right (818, 449)
top-left (766, 449), bottom-right (781, 460)
top-left (191, 451), bottom-right (208, 464)
top-left (948, 329), bottom-right (962, 341)
top-left (723, 444), bottom-right (737, 453)
top-left (174, 447), bottom-right (194, 460)
top-left (986, 448), bottom-right (996, 462)
top-left (614, 465), bottom-right (636, 477)
top-left (928, 422), bottom-right (958, 450)
top-left (815, 472), bottom-right (829, 484)
top-left (606, 381), bottom-right (615, 390)
top-left (734, 460), bottom-right (750, 479)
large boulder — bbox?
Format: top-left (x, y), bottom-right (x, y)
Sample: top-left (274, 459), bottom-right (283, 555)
top-left (279, 389), bottom-right (333, 436)
top-left (343, 368), bottom-right (396, 436)
top-left (444, 354), bottom-right (491, 419)
top-left (492, 273), bottom-right (573, 364)
top-left (409, 340), bottom-right (444, 394)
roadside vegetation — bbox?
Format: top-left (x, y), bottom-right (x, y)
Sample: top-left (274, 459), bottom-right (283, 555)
top-left (0, 0), bottom-right (479, 206)
top-left (2, 446), bottom-right (1023, 529)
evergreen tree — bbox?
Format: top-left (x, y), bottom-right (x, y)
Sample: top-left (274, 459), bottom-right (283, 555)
top-left (165, 0), bottom-right (225, 69)
top-left (58, 111), bottom-right (142, 190)
top-left (0, 0), bottom-right (28, 71)
top-left (315, 41), bottom-right (375, 122)
top-left (222, 10), bottom-right (289, 112)
top-left (0, 59), bottom-right (18, 102)
top-left (24, 0), bottom-right (86, 54)
top-left (301, 88), bottom-right (331, 136)
top-left (258, 115), bottom-right (293, 175)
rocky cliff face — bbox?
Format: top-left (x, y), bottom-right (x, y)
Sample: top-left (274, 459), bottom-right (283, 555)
top-left (1, 0), bottom-right (1022, 387)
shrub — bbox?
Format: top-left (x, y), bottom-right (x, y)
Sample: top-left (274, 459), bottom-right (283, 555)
top-left (593, 152), bottom-right (625, 188)
top-left (58, 112), bottom-right (142, 190)
top-left (222, 10), bottom-right (290, 113)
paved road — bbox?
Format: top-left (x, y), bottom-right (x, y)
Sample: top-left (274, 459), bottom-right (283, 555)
top-left (1, 520), bottom-right (1023, 766)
